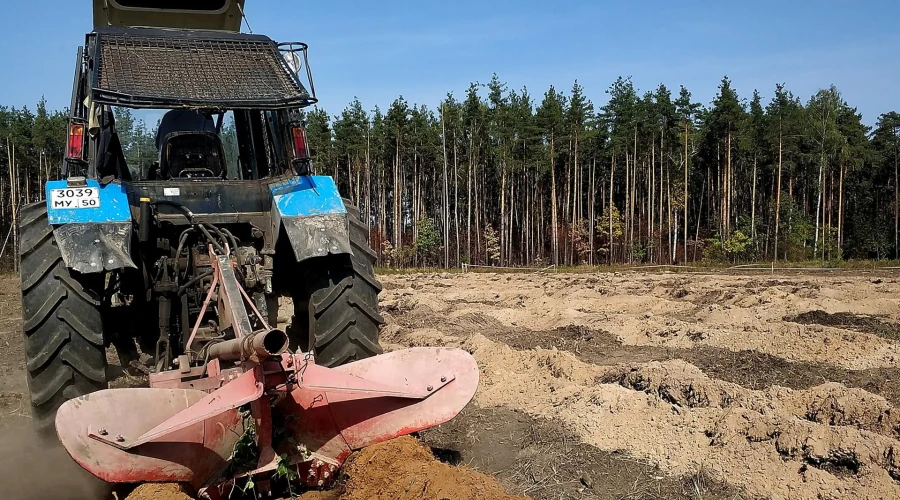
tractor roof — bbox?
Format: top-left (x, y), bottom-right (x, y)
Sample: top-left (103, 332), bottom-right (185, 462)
top-left (93, 0), bottom-right (245, 32)
top-left (89, 27), bottom-right (316, 110)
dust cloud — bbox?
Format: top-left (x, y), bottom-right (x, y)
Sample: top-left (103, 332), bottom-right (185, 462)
top-left (0, 416), bottom-right (108, 500)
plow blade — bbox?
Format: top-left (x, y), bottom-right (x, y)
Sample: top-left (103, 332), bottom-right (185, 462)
top-left (284, 347), bottom-right (480, 461)
top-left (55, 388), bottom-right (244, 486)
top-left (54, 347), bottom-right (478, 489)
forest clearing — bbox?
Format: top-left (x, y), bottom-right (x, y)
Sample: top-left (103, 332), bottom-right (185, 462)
top-left (3, 269), bottom-right (900, 499)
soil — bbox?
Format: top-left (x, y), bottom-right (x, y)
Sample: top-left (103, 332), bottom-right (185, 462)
top-left (785, 310), bottom-right (900, 340)
top-left (5, 270), bottom-right (900, 499)
top-left (125, 483), bottom-right (193, 500)
top-left (120, 436), bottom-right (523, 500)
top-left (418, 405), bottom-right (739, 499)
top-left (336, 436), bottom-right (524, 500)
top-left (379, 271), bottom-right (900, 499)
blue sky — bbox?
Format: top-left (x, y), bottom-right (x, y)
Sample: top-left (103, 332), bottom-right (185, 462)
top-left (0, 1), bottom-right (897, 124)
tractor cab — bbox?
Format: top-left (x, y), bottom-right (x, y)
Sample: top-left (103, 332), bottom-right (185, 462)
top-left (66, 22), bottom-right (317, 182)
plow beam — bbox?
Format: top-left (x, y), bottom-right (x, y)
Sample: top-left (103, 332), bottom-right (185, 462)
top-left (54, 347), bottom-right (479, 490)
top-left (206, 328), bottom-right (289, 362)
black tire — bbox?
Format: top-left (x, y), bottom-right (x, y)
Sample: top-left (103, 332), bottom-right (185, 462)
top-left (287, 201), bottom-right (383, 367)
top-left (19, 202), bottom-right (107, 432)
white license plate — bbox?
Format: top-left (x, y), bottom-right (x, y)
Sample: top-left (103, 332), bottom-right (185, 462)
top-left (49, 187), bottom-right (101, 209)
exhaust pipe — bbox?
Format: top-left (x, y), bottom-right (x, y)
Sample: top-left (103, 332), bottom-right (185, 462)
top-left (207, 328), bottom-right (289, 361)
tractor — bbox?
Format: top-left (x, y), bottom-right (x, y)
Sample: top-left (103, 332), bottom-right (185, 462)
top-left (19, 1), bottom-right (478, 496)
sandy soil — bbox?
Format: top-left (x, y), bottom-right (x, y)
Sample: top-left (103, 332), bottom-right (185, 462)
top-left (381, 271), bottom-right (900, 499)
top-left (4, 270), bottom-right (900, 499)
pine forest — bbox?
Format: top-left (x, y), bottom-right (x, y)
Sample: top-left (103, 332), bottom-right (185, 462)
top-left (2, 75), bottom-right (900, 269)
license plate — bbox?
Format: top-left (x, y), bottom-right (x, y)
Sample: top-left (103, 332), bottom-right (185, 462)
top-left (49, 187), bottom-right (101, 209)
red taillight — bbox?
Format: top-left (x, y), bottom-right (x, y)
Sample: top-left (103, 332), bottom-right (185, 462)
top-left (292, 126), bottom-right (309, 159)
top-left (67, 123), bottom-right (85, 160)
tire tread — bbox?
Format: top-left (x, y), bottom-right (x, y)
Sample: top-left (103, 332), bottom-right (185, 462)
top-left (19, 203), bottom-right (107, 432)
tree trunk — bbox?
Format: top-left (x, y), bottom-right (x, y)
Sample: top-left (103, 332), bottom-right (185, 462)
top-left (609, 154), bottom-right (615, 265)
top-left (365, 128), bottom-right (371, 232)
top-left (467, 133), bottom-right (472, 264)
top-left (632, 127), bottom-right (637, 257)
top-left (667, 158), bottom-right (672, 262)
top-left (650, 139), bottom-right (655, 261)
top-left (694, 177), bottom-right (705, 262)
top-left (838, 163), bottom-right (844, 252)
top-left (814, 151), bottom-right (824, 257)
top-left (550, 132), bottom-right (558, 266)
top-left (725, 131), bottom-right (732, 236)
top-left (684, 121), bottom-right (689, 263)
top-left (500, 164), bottom-right (507, 266)
top-left (7, 138), bottom-right (18, 273)
top-left (751, 153), bottom-right (757, 244)
top-left (441, 104), bottom-right (450, 268)
top-left (773, 128), bottom-right (783, 262)
top-left (589, 157), bottom-right (595, 266)
top-left (624, 150), bottom-right (630, 262)
top-left (454, 129), bottom-right (460, 267)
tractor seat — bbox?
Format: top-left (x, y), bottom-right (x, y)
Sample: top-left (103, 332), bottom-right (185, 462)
top-left (159, 131), bottom-right (226, 180)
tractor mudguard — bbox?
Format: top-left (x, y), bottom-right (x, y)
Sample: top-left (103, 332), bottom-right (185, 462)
top-left (270, 175), bottom-right (352, 263)
top-left (45, 179), bottom-right (136, 273)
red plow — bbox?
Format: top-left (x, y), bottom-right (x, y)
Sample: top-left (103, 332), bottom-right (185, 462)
top-left (54, 247), bottom-right (479, 497)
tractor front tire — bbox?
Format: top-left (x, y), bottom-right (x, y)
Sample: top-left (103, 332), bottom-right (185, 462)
top-left (289, 202), bottom-right (383, 367)
top-left (19, 202), bottom-right (107, 431)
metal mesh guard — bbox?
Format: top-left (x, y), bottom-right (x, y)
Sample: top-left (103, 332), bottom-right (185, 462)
top-left (97, 32), bottom-right (309, 106)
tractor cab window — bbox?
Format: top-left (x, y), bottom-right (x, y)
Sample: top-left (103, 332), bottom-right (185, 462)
top-left (105, 107), bottom-right (289, 182)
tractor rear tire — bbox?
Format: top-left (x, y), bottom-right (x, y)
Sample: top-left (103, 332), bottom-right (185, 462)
top-left (288, 201), bottom-right (383, 367)
top-left (19, 202), bottom-right (107, 432)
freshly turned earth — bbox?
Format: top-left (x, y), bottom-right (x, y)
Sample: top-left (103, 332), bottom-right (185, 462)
top-left (4, 270), bottom-right (900, 499)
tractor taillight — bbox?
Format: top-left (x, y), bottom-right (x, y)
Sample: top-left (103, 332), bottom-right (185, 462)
top-left (67, 123), bottom-right (85, 160)
top-left (291, 127), bottom-right (309, 159)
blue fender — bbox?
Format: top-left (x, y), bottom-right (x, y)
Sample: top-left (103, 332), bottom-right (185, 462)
top-left (269, 175), bottom-right (351, 263)
top-left (45, 179), bottom-right (136, 273)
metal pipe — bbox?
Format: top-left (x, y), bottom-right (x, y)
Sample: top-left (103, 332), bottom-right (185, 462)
top-left (138, 197), bottom-right (151, 243)
top-left (206, 328), bottom-right (289, 362)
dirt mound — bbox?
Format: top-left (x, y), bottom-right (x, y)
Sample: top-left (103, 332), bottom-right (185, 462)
top-left (119, 438), bottom-right (522, 500)
top-left (125, 483), bottom-right (192, 500)
top-left (787, 310), bottom-right (900, 340)
top-left (336, 436), bottom-right (524, 500)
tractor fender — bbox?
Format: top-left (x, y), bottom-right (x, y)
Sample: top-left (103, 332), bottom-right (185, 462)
top-left (45, 179), bottom-right (136, 273)
top-left (269, 175), bottom-right (352, 263)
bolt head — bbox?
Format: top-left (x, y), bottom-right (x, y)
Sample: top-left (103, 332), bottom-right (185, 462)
top-left (115, 435), bottom-right (125, 442)
top-left (427, 385), bottom-right (433, 391)
top-left (98, 428), bottom-right (108, 436)
top-left (440, 376), bottom-right (447, 383)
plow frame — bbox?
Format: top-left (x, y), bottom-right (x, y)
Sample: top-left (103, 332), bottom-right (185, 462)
top-left (65, 244), bottom-right (467, 497)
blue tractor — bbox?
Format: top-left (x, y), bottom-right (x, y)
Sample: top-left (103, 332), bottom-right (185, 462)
top-left (20, 0), bottom-right (383, 431)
